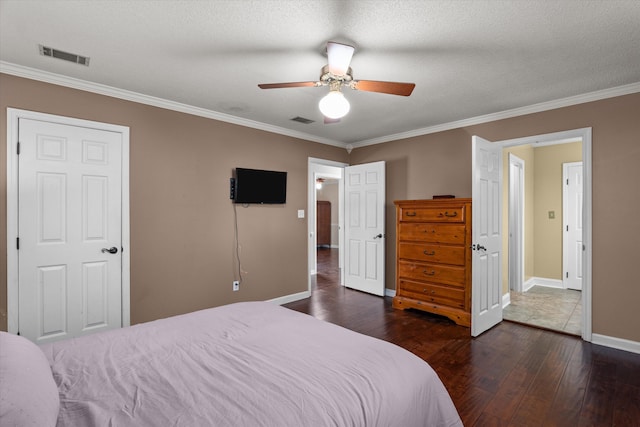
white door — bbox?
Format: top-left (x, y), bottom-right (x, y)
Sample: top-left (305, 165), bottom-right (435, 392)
top-left (472, 136), bottom-right (503, 337)
top-left (344, 161), bottom-right (385, 296)
top-left (508, 154), bottom-right (524, 292)
top-left (18, 118), bottom-right (123, 343)
top-left (563, 162), bottom-right (583, 291)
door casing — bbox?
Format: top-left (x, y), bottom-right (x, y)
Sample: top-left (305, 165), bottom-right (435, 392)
top-left (508, 153), bottom-right (525, 293)
top-left (308, 158), bottom-right (347, 291)
top-left (497, 128), bottom-right (592, 341)
top-left (6, 108), bottom-right (131, 334)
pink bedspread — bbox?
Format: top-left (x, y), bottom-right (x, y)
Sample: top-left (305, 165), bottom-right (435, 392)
top-left (41, 302), bottom-right (462, 426)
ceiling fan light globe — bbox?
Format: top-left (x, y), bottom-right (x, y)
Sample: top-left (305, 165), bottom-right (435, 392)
top-left (319, 91), bottom-right (350, 119)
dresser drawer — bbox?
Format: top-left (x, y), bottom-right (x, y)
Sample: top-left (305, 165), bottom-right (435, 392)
top-left (398, 223), bottom-right (466, 244)
top-left (399, 205), bottom-right (465, 223)
top-left (398, 242), bottom-right (465, 266)
top-left (398, 260), bottom-right (465, 286)
top-left (397, 279), bottom-right (465, 308)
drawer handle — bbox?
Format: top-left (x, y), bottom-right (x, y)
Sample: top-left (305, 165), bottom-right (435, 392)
top-left (438, 211), bottom-right (458, 218)
top-left (423, 270), bottom-right (435, 276)
top-left (405, 211), bottom-right (417, 217)
top-left (423, 289), bottom-right (436, 294)
top-left (423, 250), bottom-right (435, 256)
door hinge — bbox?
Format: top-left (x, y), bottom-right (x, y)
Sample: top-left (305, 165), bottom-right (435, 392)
top-left (566, 178), bottom-right (569, 185)
top-left (566, 272), bottom-right (569, 278)
top-left (566, 225), bottom-right (569, 231)
top-left (17, 142), bottom-right (20, 155)
top-left (16, 237), bottom-right (19, 250)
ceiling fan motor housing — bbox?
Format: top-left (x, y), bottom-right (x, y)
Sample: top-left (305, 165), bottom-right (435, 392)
top-left (320, 65), bottom-right (353, 86)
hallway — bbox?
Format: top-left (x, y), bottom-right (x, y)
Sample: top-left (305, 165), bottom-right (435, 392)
top-left (504, 286), bottom-right (582, 335)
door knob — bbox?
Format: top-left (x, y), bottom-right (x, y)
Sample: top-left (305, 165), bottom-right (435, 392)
top-left (101, 247), bottom-right (118, 254)
top-left (373, 234), bottom-right (383, 239)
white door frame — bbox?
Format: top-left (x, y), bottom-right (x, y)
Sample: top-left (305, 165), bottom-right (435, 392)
top-left (508, 153), bottom-right (525, 293)
top-left (307, 158), bottom-right (347, 292)
top-left (498, 128), bottom-right (592, 341)
top-left (6, 108), bottom-right (131, 334)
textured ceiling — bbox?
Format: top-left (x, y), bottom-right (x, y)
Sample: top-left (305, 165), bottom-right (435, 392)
top-left (1, 0), bottom-right (639, 148)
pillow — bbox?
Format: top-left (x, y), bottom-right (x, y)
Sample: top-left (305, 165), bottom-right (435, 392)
top-left (0, 331), bottom-right (59, 427)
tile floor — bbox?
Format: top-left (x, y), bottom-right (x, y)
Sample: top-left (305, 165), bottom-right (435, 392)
top-left (503, 285), bottom-right (582, 335)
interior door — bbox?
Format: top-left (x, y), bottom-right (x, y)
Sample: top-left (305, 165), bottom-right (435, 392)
top-left (472, 136), bottom-right (503, 336)
top-left (508, 153), bottom-right (524, 292)
top-left (563, 162), bottom-right (583, 291)
top-left (18, 118), bottom-right (123, 343)
top-left (344, 161), bottom-right (385, 296)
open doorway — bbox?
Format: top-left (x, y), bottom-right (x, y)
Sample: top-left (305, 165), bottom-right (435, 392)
top-left (307, 158), bottom-right (387, 297)
top-left (315, 177), bottom-right (341, 290)
top-left (502, 138), bottom-right (584, 336)
top-left (307, 158), bottom-right (346, 294)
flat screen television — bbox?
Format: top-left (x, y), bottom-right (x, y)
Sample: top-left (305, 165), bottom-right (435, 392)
top-left (232, 168), bottom-right (287, 204)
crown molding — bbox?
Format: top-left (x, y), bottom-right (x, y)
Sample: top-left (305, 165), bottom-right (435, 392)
top-left (0, 61), bottom-right (346, 149)
top-left (350, 81), bottom-right (640, 149)
top-left (3, 61), bottom-right (638, 152)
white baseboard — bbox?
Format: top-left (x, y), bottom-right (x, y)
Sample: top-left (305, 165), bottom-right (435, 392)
top-left (524, 277), bottom-right (564, 292)
top-left (385, 288), bottom-right (396, 298)
top-left (592, 333), bottom-right (640, 355)
top-left (502, 292), bottom-right (511, 308)
top-left (523, 278), bottom-right (536, 292)
top-left (267, 290), bottom-right (310, 306)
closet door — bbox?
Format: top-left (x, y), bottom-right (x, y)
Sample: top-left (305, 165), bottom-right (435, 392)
top-left (316, 201), bottom-right (331, 246)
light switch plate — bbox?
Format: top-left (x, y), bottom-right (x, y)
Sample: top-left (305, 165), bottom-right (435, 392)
top-left (297, 209), bottom-right (305, 219)
top-left (548, 211), bottom-right (555, 219)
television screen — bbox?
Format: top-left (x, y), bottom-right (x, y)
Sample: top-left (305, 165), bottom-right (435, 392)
top-left (233, 168), bottom-right (287, 204)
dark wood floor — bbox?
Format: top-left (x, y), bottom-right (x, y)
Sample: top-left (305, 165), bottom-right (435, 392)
top-left (286, 248), bottom-right (640, 426)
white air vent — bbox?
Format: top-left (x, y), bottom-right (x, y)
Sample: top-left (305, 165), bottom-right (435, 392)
top-left (291, 116), bottom-right (315, 124)
top-left (39, 45), bottom-right (90, 66)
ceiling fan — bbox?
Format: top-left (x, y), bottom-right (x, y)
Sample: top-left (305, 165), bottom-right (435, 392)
top-left (258, 41), bottom-right (416, 121)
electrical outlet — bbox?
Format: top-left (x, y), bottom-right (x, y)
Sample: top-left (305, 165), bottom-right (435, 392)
top-left (233, 281), bottom-right (240, 291)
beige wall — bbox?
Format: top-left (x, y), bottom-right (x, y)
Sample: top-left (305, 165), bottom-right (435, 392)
top-left (533, 142), bottom-right (582, 280)
top-left (502, 144), bottom-right (535, 293)
top-left (501, 142), bottom-right (582, 293)
top-left (350, 92), bottom-right (640, 343)
top-left (3, 73), bottom-right (640, 344)
top-left (0, 74), bottom-right (349, 329)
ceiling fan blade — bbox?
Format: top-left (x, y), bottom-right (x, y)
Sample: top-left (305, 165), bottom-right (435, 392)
top-left (258, 81), bottom-right (318, 89)
top-left (326, 42), bottom-right (354, 76)
top-left (352, 80), bottom-right (415, 96)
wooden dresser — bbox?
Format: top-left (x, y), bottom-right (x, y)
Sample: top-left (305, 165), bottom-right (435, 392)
top-left (393, 198), bottom-right (472, 327)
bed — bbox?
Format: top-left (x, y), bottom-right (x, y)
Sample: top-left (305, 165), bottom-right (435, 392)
top-left (1, 301), bottom-right (462, 427)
